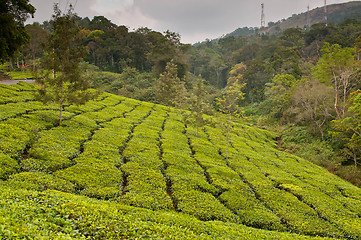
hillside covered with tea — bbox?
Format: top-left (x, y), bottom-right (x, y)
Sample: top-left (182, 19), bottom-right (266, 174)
top-left (1, 82), bottom-right (361, 239)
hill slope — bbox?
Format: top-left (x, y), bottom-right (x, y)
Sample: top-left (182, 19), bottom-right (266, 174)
top-left (226, 1), bottom-right (361, 38)
top-left (270, 1), bottom-right (361, 32)
top-left (1, 83), bottom-right (361, 239)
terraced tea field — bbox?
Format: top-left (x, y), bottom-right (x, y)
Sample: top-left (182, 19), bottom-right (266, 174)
top-left (1, 82), bottom-right (361, 239)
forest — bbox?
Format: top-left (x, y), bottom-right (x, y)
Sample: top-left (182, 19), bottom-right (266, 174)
top-left (7, 9), bottom-right (361, 186)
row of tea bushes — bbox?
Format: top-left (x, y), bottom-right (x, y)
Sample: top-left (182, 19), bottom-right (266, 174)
top-left (258, 152), bottom-right (361, 239)
top-left (0, 185), bottom-right (333, 239)
top-left (188, 125), bottom-right (285, 231)
top-left (249, 141), bottom-right (361, 238)
top-left (1, 88), bottom-right (133, 193)
top-left (5, 171), bottom-right (76, 192)
top-left (0, 123), bottom-right (32, 160)
top-left (27, 125), bottom-right (91, 172)
top-left (160, 112), bottom-right (237, 222)
top-left (25, 94), bottom-right (131, 173)
top-left (54, 98), bottom-right (142, 199)
top-left (207, 123), bottom-right (348, 238)
top-left (0, 82), bottom-right (37, 104)
top-left (63, 91), bottom-right (118, 114)
top-left (2, 82), bottom-right (361, 239)
top-left (0, 101), bottom-right (59, 121)
top-left (120, 104), bottom-right (173, 210)
top-left (0, 151), bottom-right (19, 180)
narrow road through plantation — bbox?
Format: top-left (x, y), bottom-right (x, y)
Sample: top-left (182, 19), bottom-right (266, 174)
top-left (0, 79), bottom-right (35, 85)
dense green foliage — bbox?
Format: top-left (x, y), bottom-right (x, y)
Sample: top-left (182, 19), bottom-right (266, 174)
top-left (155, 59), bottom-right (186, 108)
top-left (0, 0), bottom-right (35, 61)
top-left (1, 82), bottom-right (361, 239)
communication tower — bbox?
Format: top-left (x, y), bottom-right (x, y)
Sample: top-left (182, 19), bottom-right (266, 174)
top-left (324, 0), bottom-right (328, 26)
top-left (260, 3), bottom-right (266, 35)
top-left (306, 5), bottom-right (310, 28)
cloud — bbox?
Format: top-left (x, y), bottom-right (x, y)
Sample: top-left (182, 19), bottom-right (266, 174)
top-left (28, 0), bottom-right (358, 43)
top-left (28, 0), bottom-right (98, 22)
top-left (90, 0), bottom-right (133, 15)
top-left (126, 0), bottom-right (314, 42)
top-left (89, 0), bottom-right (158, 30)
top-left (133, 0), bottom-right (254, 41)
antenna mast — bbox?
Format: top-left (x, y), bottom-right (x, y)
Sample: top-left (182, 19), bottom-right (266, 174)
top-left (324, 0), bottom-right (328, 26)
top-left (307, 5), bottom-right (310, 28)
top-left (260, 3), bottom-right (266, 35)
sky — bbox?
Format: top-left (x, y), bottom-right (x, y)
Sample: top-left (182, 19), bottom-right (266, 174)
top-left (27, 0), bottom-right (358, 44)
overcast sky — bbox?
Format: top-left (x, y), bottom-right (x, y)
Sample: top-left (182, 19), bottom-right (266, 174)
top-left (27, 0), bottom-right (358, 43)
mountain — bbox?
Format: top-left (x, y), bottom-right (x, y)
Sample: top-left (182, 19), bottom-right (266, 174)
top-left (1, 82), bottom-right (361, 239)
top-left (224, 27), bottom-right (257, 38)
top-left (226, 1), bottom-right (361, 38)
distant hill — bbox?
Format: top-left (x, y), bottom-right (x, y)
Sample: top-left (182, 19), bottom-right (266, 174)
top-left (269, 1), bottom-right (361, 32)
top-left (225, 1), bottom-right (361, 38)
top-left (224, 27), bottom-right (257, 38)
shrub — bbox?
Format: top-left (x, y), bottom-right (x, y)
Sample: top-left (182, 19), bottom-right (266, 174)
top-left (5, 172), bottom-right (75, 192)
top-left (0, 151), bottom-right (19, 180)
top-left (0, 123), bottom-right (30, 159)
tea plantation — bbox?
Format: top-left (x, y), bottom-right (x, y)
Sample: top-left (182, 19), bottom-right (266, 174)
top-left (1, 82), bottom-right (361, 239)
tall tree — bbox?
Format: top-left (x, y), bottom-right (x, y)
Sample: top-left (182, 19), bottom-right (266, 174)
top-left (37, 4), bottom-right (92, 125)
top-left (243, 59), bottom-right (270, 103)
top-left (23, 23), bottom-right (48, 71)
top-left (88, 16), bottom-right (116, 32)
top-left (289, 78), bottom-right (334, 141)
top-left (0, 0), bottom-right (35, 61)
top-left (332, 90), bottom-right (361, 167)
top-left (189, 78), bottom-right (207, 137)
top-left (313, 43), bottom-right (357, 120)
top-left (217, 71), bottom-right (245, 160)
top-left (264, 74), bottom-right (299, 121)
top-left (155, 59), bottom-right (186, 110)
top-left (148, 30), bottom-right (189, 79)
top-left (280, 28), bottom-right (305, 51)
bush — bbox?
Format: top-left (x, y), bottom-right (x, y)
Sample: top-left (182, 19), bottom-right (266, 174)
top-left (5, 172), bottom-right (75, 192)
top-left (0, 123), bottom-right (31, 159)
top-left (0, 151), bottom-right (19, 180)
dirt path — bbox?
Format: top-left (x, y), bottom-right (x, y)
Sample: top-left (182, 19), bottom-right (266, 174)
top-left (0, 79), bottom-right (36, 85)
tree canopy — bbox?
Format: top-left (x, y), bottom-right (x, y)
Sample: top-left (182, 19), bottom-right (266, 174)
top-left (0, 0), bottom-right (35, 61)
top-left (155, 59), bottom-right (186, 110)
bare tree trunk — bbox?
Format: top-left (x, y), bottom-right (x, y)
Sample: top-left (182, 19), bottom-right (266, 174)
top-left (313, 122), bottom-right (318, 138)
top-left (318, 124), bottom-right (325, 141)
top-left (8, 60), bottom-right (12, 79)
top-left (52, 48), bottom-right (56, 78)
top-left (341, 71), bottom-right (352, 118)
top-left (216, 69), bottom-right (220, 87)
top-left (334, 75), bottom-right (341, 119)
top-left (59, 80), bottom-right (64, 126)
top-left (227, 115), bottom-right (230, 161)
top-left (33, 53), bottom-right (36, 72)
top-left (196, 119), bottom-right (199, 137)
top-left (353, 150), bottom-right (358, 168)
